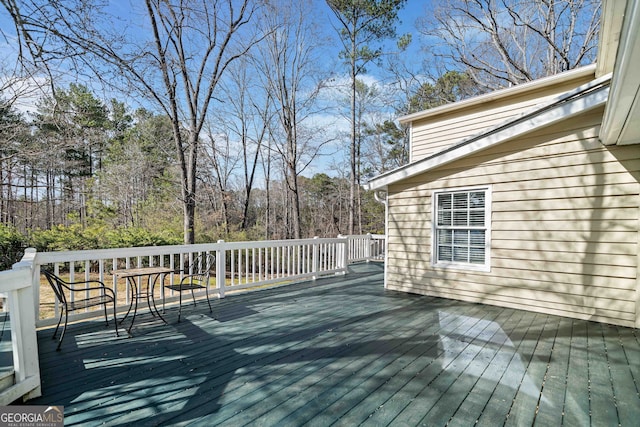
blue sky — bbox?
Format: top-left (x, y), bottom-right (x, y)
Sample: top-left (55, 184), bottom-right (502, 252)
top-left (0, 0), bottom-right (432, 108)
top-left (0, 0), bottom-right (433, 176)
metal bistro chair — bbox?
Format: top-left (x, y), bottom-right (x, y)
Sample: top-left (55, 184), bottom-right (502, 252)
top-left (165, 253), bottom-right (214, 322)
top-left (43, 270), bottom-right (119, 350)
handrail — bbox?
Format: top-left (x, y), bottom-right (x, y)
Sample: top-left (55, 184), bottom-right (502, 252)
top-left (0, 256), bottom-right (42, 404)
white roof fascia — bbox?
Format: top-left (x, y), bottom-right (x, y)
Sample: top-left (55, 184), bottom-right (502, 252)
top-left (398, 64), bottom-right (597, 124)
top-left (366, 79), bottom-right (610, 191)
top-left (596, 0), bottom-right (627, 77)
top-left (600, 0), bottom-right (640, 145)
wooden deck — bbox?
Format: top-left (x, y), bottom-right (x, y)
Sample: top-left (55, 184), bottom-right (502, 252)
top-left (27, 263), bottom-right (640, 426)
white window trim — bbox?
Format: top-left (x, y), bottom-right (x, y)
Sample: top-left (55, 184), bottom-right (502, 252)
top-left (431, 185), bottom-right (492, 272)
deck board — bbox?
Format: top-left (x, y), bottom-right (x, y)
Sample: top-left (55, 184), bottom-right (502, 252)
top-left (395, 307), bottom-right (510, 426)
top-left (588, 322), bottom-right (621, 427)
top-left (421, 308), bottom-right (522, 426)
top-left (23, 263), bottom-right (640, 426)
top-left (562, 319), bottom-right (591, 426)
top-left (325, 303), bottom-right (489, 427)
top-left (532, 317), bottom-right (572, 427)
top-left (603, 324), bottom-right (640, 426)
top-left (504, 314), bottom-right (560, 427)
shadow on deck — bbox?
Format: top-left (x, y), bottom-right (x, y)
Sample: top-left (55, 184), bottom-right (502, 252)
top-left (26, 263), bottom-right (640, 426)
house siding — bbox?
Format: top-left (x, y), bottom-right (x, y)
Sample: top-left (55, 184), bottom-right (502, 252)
top-left (387, 107), bottom-right (640, 327)
top-left (410, 74), bottom-right (595, 162)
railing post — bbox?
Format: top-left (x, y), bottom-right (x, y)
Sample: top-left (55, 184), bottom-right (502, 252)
top-left (337, 235), bottom-right (348, 274)
top-left (365, 233), bottom-right (372, 262)
top-left (312, 236), bottom-right (319, 280)
top-left (18, 248), bottom-right (40, 323)
top-left (6, 261), bottom-right (42, 402)
top-left (216, 240), bottom-right (226, 299)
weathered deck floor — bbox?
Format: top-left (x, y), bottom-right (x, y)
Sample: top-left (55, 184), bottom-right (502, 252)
top-left (28, 263), bottom-right (640, 426)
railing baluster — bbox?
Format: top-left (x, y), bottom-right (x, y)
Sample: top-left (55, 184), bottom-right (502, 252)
top-left (124, 257), bottom-right (131, 305)
top-left (258, 248), bottom-right (262, 282)
top-left (111, 258), bottom-right (118, 308)
top-left (230, 249), bottom-right (235, 286)
top-left (245, 248), bottom-right (250, 284)
top-left (251, 248), bottom-right (256, 283)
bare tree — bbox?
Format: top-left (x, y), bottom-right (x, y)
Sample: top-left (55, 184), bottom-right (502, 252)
top-left (0, 103), bottom-right (27, 227)
top-left (419, 0), bottom-right (601, 90)
top-left (201, 124), bottom-right (241, 234)
top-left (257, 0), bottom-right (332, 239)
top-left (213, 57), bottom-right (272, 232)
top-left (2, 0), bottom-right (263, 243)
top-left (326, 0), bottom-right (406, 234)
top-left (0, 53), bottom-right (52, 228)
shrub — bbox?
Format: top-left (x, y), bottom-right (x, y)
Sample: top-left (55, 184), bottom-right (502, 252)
top-left (0, 224), bottom-right (27, 270)
top-left (29, 224), bottom-right (182, 252)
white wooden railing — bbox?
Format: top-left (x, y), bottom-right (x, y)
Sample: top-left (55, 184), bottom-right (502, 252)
top-left (347, 234), bottom-right (386, 262)
top-left (0, 234), bottom-right (384, 402)
top-left (29, 234), bottom-right (384, 326)
top-left (0, 252), bottom-right (42, 404)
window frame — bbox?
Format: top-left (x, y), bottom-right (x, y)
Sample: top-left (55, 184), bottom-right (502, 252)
top-left (431, 185), bottom-right (492, 272)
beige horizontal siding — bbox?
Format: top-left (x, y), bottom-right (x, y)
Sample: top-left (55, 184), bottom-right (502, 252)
top-left (493, 220), bottom-right (633, 233)
top-left (410, 73), bottom-right (595, 161)
top-left (389, 229), bottom-right (638, 248)
top-left (411, 102), bottom-right (540, 159)
top-left (492, 240), bottom-right (636, 257)
top-left (492, 207), bottom-right (639, 221)
top-left (386, 106), bottom-right (640, 327)
top-left (387, 277), bottom-right (636, 326)
top-left (384, 273), bottom-right (637, 313)
top-left (387, 257), bottom-right (636, 289)
top-left (388, 241), bottom-right (636, 266)
top-left (385, 266), bottom-right (636, 322)
top-left (385, 264), bottom-right (637, 304)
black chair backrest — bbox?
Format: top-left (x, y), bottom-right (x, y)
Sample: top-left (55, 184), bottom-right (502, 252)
top-left (42, 270), bottom-right (68, 305)
top-left (189, 253), bottom-right (215, 278)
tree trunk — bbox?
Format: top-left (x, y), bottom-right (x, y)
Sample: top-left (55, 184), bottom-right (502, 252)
top-left (349, 40), bottom-right (357, 236)
top-left (185, 132), bottom-right (198, 245)
top-left (289, 165), bottom-right (301, 239)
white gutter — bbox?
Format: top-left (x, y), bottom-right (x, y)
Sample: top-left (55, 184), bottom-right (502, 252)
top-left (600, 0), bottom-right (640, 146)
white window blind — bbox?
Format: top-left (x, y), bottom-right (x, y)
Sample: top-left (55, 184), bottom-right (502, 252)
top-left (434, 188), bottom-right (489, 268)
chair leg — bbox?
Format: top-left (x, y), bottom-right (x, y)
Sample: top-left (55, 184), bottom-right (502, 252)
top-left (103, 303), bottom-right (109, 326)
top-left (177, 290), bottom-right (183, 322)
top-left (52, 311), bottom-right (64, 340)
top-left (112, 301), bottom-right (119, 337)
top-left (56, 310), bottom-right (69, 351)
top-left (205, 288), bottom-right (212, 313)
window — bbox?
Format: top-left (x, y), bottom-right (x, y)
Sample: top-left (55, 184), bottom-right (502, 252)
top-left (433, 187), bottom-right (490, 270)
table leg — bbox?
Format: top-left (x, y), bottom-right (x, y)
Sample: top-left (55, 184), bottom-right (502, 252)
top-left (119, 276), bottom-right (136, 324)
top-left (148, 273), bottom-right (167, 324)
top-left (125, 277), bottom-right (139, 333)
